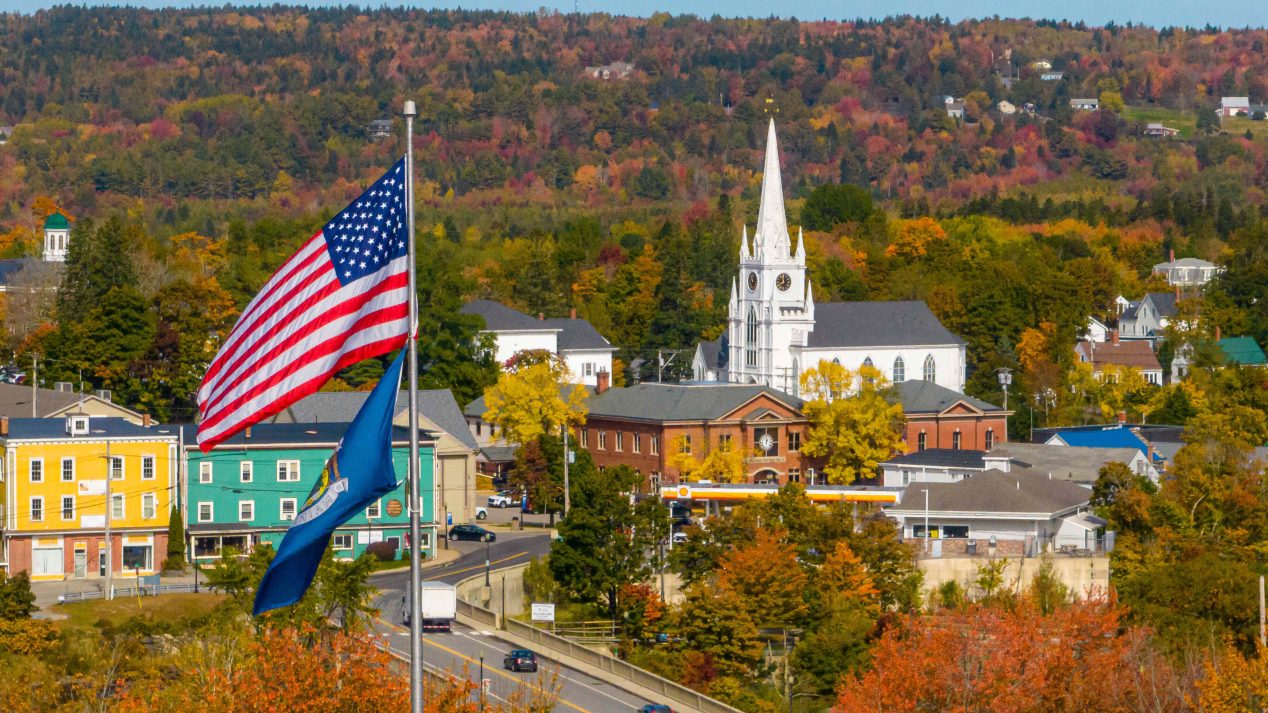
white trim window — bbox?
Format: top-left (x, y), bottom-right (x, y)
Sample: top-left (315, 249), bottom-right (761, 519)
top-left (62, 495), bottom-right (75, 520)
top-left (61, 457), bottom-right (75, 482)
top-left (332, 533), bottom-right (354, 550)
top-left (633, 435), bottom-right (641, 454)
top-left (240, 461), bottom-right (254, 483)
top-left (197, 502), bottom-right (214, 523)
top-left (199, 461), bottom-right (213, 484)
top-left (111, 493), bottom-right (124, 520)
top-left (615, 432), bottom-right (624, 452)
top-left (280, 498), bottom-right (297, 521)
top-left (366, 500), bottom-right (381, 518)
top-left (238, 500), bottom-right (255, 522)
top-left (30, 458), bottom-right (43, 483)
top-left (141, 455), bottom-right (156, 481)
top-left (142, 493), bottom-right (156, 520)
top-left (598, 431), bottom-right (607, 450)
top-left (650, 435), bottom-right (659, 455)
top-left (277, 461), bottom-right (300, 482)
top-left (580, 429), bottom-right (588, 448)
top-left (109, 456), bottom-right (124, 480)
top-left (30, 496), bottom-right (43, 522)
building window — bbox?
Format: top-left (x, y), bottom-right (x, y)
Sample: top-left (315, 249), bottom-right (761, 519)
top-left (332, 533), bottom-right (353, 550)
top-left (718, 434), bottom-right (733, 451)
top-left (650, 435), bottom-right (659, 455)
top-left (277, 461), bottom-right (300, 482)
top-left (62, 495), bottom-right (74, 520)
top-left (985, 428), bottom-right (995, 450)
top-left (788, 468), bottom-right (801, 483)
top-left (893, 356), bottom-right (905, 383)
top-left (863, 356), bottom-right (874, 370)
top-left (240, 461), bottom-right (253, 483)
top-left (30, 496), bottom-right (43, 522)
top-left (923, 354), bottom-right (936, 382)
top-left (584, 362), bottom-right (594, 377)
top-left (199, 461), bottom-right (212, 484)
top-left (633, 435), bottom-right (641, 454)
top-left (475, 421), bottom-right (482, 436)
top-left (239, 501), bottom-right (254, 522)
top-left (111, 494), bottom-right (124, 520)
top-left (280, 498), bottom-right (297, 521)
top-left (110, 457), bottom-right (124, 480)
top-left (942, 525), bottom-right (970, 539)
top-left (598, 431), bottom-right (607, 450)
top-left (142, 493), bottom-right (156, 520)
top-left (198, 502), bottom-right (214, 523)
top-left (952, 431), bottom-right (962, 450)
top-left (366, 500), bottom-right (381, 518)
top-left (753, 426), bottom-right (779, 456)
top-left (745, 307), bottom-right (758, 367)
top-left (917, 432), bottom-right (927, 451)
top-left (789, 432), bottom-right (801, 452)
top-left (615, 432), bottom-right (624, 452)
top-left (30, 458), bottom-right (43, 483)
top-left (122, 545), bottom-right (152, 572)
top-left (580, 429), bottom-right (588, 448)
top-left (61, 457), bottom-right (75, 482)
top-left (141, 456), bottom-right (155, 480)
top-left (903, 469), bottom-right (912, 486)
top-left (679, 436), bottom-right (692, 455)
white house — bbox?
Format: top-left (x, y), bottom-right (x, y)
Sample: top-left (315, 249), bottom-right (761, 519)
top-left (1070, 98), bottom-right (1099, 111)
top-left (1219, 96), bottom-right (1251, 117)
top-left (1084, 316), bottom-right (1110, 342)
top-left (692, 120), bottom-right (967, 396)
top-left (1117, 292), bottom-right (1178, 344)
top-left (1152, 255), bottom-right (1222, 288)
top-left (459, 301), bottom-right (616, 386)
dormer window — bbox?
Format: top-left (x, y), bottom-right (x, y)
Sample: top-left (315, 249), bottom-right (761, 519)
top-left (66, 415), bottom-right (90, 436)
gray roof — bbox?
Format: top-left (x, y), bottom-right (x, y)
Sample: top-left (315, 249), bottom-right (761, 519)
top-left (544, 317), bottom-right (614, 351)
top-left (986, 442), bottom-right (1141, 483)
top-left (807, 301), bottom-right (963, 349)
top-left (1154, 257), bottom-right (1217, 270)
top-left (0, 383), bottom-right (145, 420)
top-left (273, 389), bottom-right (477, 450)
top-left (896, 469), bottom-right (1091, 515)
top-left (586, 383), bottom-right (802, 422)
top-left (4, 416), bottom-right (176, 440)
top-left (883, 448), bottom-right (986, 469)
top-left (697, 336), bottom-right (725, 370)
top-left (893, 380), bottom-right (1002, 414)
top-left (1122, 292), bottom-right (1177, 321)
top-left (479, 445), bottom-right (518, 463)
top-left (460, 300), bottom-right (556, 332)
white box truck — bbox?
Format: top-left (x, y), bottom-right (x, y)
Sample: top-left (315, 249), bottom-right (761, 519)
top-left (402, 581), bottom-right (457, 632)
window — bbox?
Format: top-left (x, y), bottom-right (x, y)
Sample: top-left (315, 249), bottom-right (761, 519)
top-left (615, 432), bottom-right (624, 452)
top-left (923, 354), bottom-right (936, 382)
top-left (111, 494), bottom-right (124, 520)
top-left (475, 421), bottom-right (482, 436)
top-left (745, 307), bottom-right (758, 367)
top-left (239, 501), bottom-right (254, 522)
top-left (277, 461), bottom-right (300, 482)
top-left (61, 495), bottom-right (74, 520)
top-left (753, 426), bottom-right (779, 456)
top-left (912, 525), bottom-right (939, 539)
top-left (718, 434), bottom-right (733, 451)
top-left (650, 435), bottom-right (659, 455)
top-left (985, 428), bottom-right (995, 450)
top-left (366, 500), bottom-right (381, 518)
top-left (332, 533), bottom-right (353, 550)
top-left (280, 498), bottom-right (297, 521)
top-left (893, 356), bottom-right (906, 383)
top-left (942, 525), bottom-right (970, 539)
top-left (633, 435), bottom-right (641, 454)
top-left (122, 545), bottom-right (151, 572)
top-left (109, 456), bottom-right (124, 480)
top-left (597, 431), bottom-right (607, 450)
top-left (952, 431), bottom-right (962, 450)
top-left (788, 468), bottom-right (802, 483)
top-left (240, 461), bottom-right (253, 483)
top-left (580, 429), bottom-right (588, 448)
top-left (903, 469), bottom-right (913, 486)
top-left (679, 436), bottom-right (692, 455)
top-left (584, 362), bottom-right (594, 377)
top-left (142, 493), bottom-right (156, 520)
top-left (863, 356), bottom-right (874, 369)
top-left (30, 496), bottom-right (43, 522)
top-left (199, 462), bottom-right (212, 484)
top-left (917, 432), bottom-right (927, 451)
top-left (197, 502), bottom-right (214, 523)
top-left (61, 457), bottom-right (75, 481)
top-left (29, 458), bottom-right (43, 483)
top-left (789, 432), bottom-right (801, 452)
top-left (141, 455), bottom-right (155, 480)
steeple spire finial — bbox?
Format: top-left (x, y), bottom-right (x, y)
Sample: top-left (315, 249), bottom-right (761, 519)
top-left (754, 118), bottom-right (790, 256)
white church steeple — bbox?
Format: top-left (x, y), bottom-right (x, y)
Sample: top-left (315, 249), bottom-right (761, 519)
top-left (754, 118), bottom-right (792, 258)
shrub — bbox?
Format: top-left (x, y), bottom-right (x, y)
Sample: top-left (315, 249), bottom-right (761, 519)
top-left (364, 540), bottom-right (398, 562)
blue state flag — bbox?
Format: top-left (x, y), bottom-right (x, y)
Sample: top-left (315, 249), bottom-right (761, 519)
top-left (253, 351), bottom-right (406, 616)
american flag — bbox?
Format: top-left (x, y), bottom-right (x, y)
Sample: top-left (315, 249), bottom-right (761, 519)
top-left (196, 160), bottom-right (411, 451)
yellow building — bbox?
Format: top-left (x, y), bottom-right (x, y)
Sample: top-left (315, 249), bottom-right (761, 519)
top-left (0, 415), bottom-right (179, 581)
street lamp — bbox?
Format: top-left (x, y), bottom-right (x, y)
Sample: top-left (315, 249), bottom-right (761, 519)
top-left (997, 367), bottom-right (1012, 411)
top-left (924, 488), bottom-right (930, 554)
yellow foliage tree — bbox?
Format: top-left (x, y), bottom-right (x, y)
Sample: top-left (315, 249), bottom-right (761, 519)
top-left (1197, 643), bottom-right (1268, 713)
top-left (818, 541), bottom-right (880, 615)
top-left (666, 435), bottom-right (752, 483)
top-left (885, 216), bottom-right (947, 259)
top-left (482, 353), bottom-right (588, 445)
top-left (799, 360), bottom-right (905, 484)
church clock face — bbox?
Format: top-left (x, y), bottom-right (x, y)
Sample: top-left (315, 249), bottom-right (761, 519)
top-left (776, 273), bottom-right (791, 292)
top-left (747, 272), bottom-right (759, 292)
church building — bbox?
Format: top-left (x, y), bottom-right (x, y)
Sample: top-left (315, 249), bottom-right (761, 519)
top-left (692, 120), bottom-right (967, 396)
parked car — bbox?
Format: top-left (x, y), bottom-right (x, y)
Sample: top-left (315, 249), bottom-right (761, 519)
top-left (448, 524), bottom-right (496, 542)
top-left (639, 705), bottom-right (673, 713)
top-left (487, 491), bottom-right (516, 508)
top-left (503, 648), bottom-right (538, 672)
top-left (474, 506), bottom-right (488, 521)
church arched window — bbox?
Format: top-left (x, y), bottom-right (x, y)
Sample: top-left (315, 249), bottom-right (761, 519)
top-left (893, 356), bottom-right (905, 383)
top-left (862, 356), bottom-right (873, 369)
top-left (923, 354), bottom-right (936, 382)
top-left (745, 307), bottom-right (758, 368)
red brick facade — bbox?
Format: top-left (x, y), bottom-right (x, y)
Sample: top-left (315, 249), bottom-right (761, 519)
top-left (5, 531), bottom-right (167, 579)
top-left (902, 402), bottom-right (1008, 454)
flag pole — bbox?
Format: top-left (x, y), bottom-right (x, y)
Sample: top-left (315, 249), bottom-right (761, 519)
top-left (403, 99), bottom-right (424, 713)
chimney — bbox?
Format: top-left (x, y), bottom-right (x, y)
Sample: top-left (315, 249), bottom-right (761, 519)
top-left (1117, 410), bottom-right (1127, 424)
top-left (570, 308), bottom-right (577, 320)
top-left (1110, 329), bottom-right (1119, 345)
top-left (0, 416), bottom-right (8, 436)
top-left (1169, 248), bottom-right (1175, 263)
top-left (142, 413), bottom-right (151, 428)
top-left (245, 426), bottom-right (252, 439)
top-left (596, 369), bottom-right (610, 394)
top-left (1215, 325), bottom-right (1221, 342)
top-left (538, 312), bottom-right (544, 321)
top-left (1175, 285), bottom-right (1180, 300)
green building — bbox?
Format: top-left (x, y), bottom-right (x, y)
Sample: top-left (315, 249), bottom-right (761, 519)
top-left (184, 423), bottom-right (437, 564)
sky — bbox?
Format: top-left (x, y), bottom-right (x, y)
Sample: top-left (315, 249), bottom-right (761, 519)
top-left (0, 0), bottom-right (1259, 30)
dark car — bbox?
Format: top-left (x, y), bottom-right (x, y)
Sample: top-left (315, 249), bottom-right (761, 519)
top-left (448, 524), bottom-right (496, 542)
top-left (503, 648), bottom-right (538, 672)
top-left (639, 705), bottom-right (673, 713)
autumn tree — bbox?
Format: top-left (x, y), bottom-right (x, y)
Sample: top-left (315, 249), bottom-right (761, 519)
top-left (716, 528), bottom-right (809, 627)
top-left (482, 352), bottom-right (588, 446)
top-left (672, 582), bottom-right (764, 681)
top-left (0, 570), bottom-right (36, 620)
top-left (799, 360), bottom-right (905, 484)
top-left (666, 434), bottom-right (751, 483)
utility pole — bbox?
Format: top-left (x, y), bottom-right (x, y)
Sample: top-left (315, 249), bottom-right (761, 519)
top-left (30, 354), bottom-right (37, 417)
top-left (1259, 574), bottom-right (1265, 649)
top-left (562, 423), bottom-right (571, 516)
top-left (104, 439), bottom-right (112, 600)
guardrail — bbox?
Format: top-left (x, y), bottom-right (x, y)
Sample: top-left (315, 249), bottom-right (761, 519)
top-left (454, 568), bottom-right (741, 713)
top-left (57, 583), bottom-right (199, 603)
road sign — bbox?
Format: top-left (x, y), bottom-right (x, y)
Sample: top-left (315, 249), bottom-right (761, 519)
top-left (531, 602), bottom-right (556, 622)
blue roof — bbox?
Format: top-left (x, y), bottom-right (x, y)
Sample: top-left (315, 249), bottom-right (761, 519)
top-left (1046, 427), bottom-right (1155, 460)
top-left (5, 416), bottom-right (178, 440)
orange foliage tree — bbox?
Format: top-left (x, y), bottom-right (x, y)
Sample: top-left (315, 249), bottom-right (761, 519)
top-left (716, 528), bottom-right (808, 627)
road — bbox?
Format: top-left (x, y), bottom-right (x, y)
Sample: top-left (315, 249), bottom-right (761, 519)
top-left (371, 531), bottom-right (656, 713)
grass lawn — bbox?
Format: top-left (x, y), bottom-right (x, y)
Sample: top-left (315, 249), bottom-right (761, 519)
top-left (1220, 115), bottom-right (1268, 140)
top-left (1122, 105), bottom-right (1197, 138)
top-left (55, 592), bottom-right (225, 630)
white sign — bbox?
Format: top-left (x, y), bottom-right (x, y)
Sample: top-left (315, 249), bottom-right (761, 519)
top-left (357, 530), bottom-right (385, 545)
top-left (80, 515), bottom-right (105, 528)
top-left (78, 480), bottom-right (107, 496)
top-left (530, 602), bottom-right (555, 622)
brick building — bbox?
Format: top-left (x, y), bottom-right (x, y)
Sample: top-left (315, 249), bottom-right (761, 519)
top-left (895, 380), bottom-right (1009, 453)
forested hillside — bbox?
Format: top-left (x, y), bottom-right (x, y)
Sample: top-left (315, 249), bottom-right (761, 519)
top-left (0, 7), bottom-right (1265, 424)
